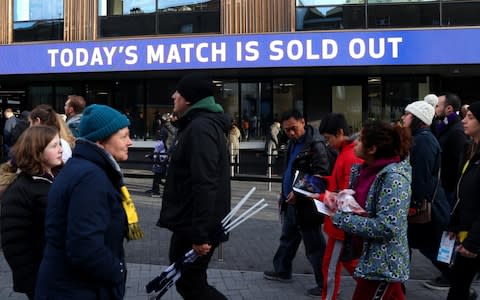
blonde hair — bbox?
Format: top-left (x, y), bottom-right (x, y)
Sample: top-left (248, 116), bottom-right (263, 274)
top-left (55, 113), bottom-right (75, 148)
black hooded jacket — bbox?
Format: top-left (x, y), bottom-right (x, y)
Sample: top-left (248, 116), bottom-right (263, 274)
top-left (157, 108), bottom-right (231, 245)
top-left (281, 125), bottom-right (332, 228)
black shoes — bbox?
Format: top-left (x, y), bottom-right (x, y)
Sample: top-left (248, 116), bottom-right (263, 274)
top-left (423, 275), bottom-right (451, 291)
top-left (263, 270), bottom-right (293, 283)
top-left (306, 286), bottom-right (322, 298)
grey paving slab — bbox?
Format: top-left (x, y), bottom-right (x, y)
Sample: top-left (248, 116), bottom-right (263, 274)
top-left (0, 177), bottom-right (479, 299)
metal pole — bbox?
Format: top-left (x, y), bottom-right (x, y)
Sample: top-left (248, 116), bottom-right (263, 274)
top-left (217, 243), bottom-right (224, 261)
top-left (267, 142), bottom-right (272, 191)
top-left (230, 143), bottom-right (234, 177)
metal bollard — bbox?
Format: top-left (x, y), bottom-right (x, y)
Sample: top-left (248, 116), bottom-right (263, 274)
top-left (267, 144), bottom-right (272, 191)
top-left (217, 243), bottom-right (224, 261)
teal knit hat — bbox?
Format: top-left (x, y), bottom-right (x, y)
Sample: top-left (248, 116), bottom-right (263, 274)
top-left (80, 104), bottom-right (130, 142)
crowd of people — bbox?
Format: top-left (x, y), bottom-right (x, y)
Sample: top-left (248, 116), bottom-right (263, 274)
top-left (0, 74), bottom-right (479, 300)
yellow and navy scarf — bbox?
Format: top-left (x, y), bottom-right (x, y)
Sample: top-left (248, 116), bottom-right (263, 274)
top-left (120, 185), bottom-right (144, 240)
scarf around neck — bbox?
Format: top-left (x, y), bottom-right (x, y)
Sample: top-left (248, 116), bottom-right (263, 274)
top-left (79, 139), bottom-right (144, 241)
top-left (353, 156), bottom-right (401, 208)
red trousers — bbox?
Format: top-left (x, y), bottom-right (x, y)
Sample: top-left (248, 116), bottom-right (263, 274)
top-left (352, 278), bottom-right (405, 300)
top-left (322, 237), bottom-right (358, 300)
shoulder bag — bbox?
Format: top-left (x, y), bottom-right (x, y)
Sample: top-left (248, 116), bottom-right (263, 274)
top-left (408, 168), bottom-right (441, 224)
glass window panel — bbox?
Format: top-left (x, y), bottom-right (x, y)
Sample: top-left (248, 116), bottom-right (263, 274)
top-left (368, 0), bottom-right (437, 3)
top-left (99, 14), bottom-right (156, 37)
top-left (297, 5), bottom-right (365, 30)
top-left (368, 3), bottom-right (439, 28)
top-left (13, 20), bottom-right (64, 41)
top-left (158, 0), bottom-right (214, 10)
top-left (218, 81), bottom-right (239, 126)
top-left (14, 0), bottom-right (63, 21)
top-left (123, 0), bottom-right (156, 14)
top-left (443, 2), bottom-right (480, 26)
top-left (332, 85), bottom-right (363, 132)
top-left (157, 0), bottom-right (219, 34)
top-left (296, 0), bottom-right (364, 5)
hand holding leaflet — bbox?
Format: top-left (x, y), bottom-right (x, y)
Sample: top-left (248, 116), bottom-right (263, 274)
top-left (437, 231), bottom-right (456, 264)
top-left (336, 189), bottom-right (367, 215)
top-left (321, 189), bottom-right (367, 216)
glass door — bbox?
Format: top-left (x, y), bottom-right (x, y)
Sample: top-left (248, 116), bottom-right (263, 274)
top-left (240, 82), bottom-right (272, 141)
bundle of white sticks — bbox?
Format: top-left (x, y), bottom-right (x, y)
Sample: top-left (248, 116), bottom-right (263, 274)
top-left (146, 187), bottom-right (268, 299)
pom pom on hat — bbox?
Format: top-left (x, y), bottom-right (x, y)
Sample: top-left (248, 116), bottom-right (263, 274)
top-left (468, 101), bottom-right (480, 120)
top-left (424, 94), bottom-right (439, 108)
top-left (405, 100), bottom-right (435, 126)
top-left (176, 73), bottom-right (215, 104)
top-left (80, 104), bottom-right (130, 142)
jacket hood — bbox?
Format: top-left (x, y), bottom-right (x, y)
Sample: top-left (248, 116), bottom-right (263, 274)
top-left (178, 107), bottom-right (231, 134)
top-left (377, 158), bottom-right (411, 184)
top-left (184, 96), bottom-right (224, 116)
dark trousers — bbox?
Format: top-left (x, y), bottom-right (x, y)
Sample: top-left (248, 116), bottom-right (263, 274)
top-left (273, 204), bottom-right (326, 286)
top-left (152, 172), bottom-right (164, 193)
top-left (169, 232), bottom-right (227, 300)
top-left (447, 254), bottom-right (480, 299)
top-left (408, 223), bottom-right (452, 280)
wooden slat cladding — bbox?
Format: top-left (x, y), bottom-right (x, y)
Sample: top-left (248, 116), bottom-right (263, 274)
top-left (222, 0), bottom-right (294, 34)
top-left (0, 0), bottom-right (12, 44)
top-left (64, 0), bottom-right (97, 41)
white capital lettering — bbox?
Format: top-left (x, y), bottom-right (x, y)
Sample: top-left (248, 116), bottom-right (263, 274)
top-left (322, 39), bottom-right (338, 59)
top-left (47, 49), bottom-right (59, 67)
top-left (167, 44), bottom-right (181, 63)
top-left (211, 42), bottom-right (226, 62)
top-left (196, 43), bottom-right (209, 63)
top-left (349, 38), bottom-right (365, 59)
top-left (60, 49), bottom-right (73, 67)
top-left (102, 47), bottom-right (117, 65)
top-left (369, 38), bottom-right (385, 59)
top-left (245, 41), bottom-right (259, 61)
top-left (387, 37), bottom-right (403, 58)
top-left (269, 40), bottom-right (284, 61)
top-left (147, 45), bottom-right (164, 64)
top-left (125, 45), bottom-right (138, 65)
top-left (181, 43), bottom-right (194, 63)
top-left (76, 48), bottom-right (89, 66)
top-left (287, 40), bottom-right (303, 60)
top-left (305, 40), bottom-right (320, 60)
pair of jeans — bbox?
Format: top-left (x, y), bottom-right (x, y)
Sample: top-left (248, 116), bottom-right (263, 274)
top-left (273, 204), bottom-right (326, 286)
top-left (169, 232), bottom-right (227, 300)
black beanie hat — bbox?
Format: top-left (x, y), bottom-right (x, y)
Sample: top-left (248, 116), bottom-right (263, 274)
top-left (468, 101), bottom-right (480, 120)
top-left (176, 72), bottom-right (215, 104)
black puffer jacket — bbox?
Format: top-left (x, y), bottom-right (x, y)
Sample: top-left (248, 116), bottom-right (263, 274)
top-left (449, 149), bottom-right (480, 254)
top-left (0, 172), bottom-right (52, 295)
top-left (158, 108), bottom-right (231, 245)
top-left (281, 125), bottom-right (332, 228)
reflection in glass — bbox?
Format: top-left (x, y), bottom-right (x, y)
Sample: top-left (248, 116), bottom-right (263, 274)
top-left (367, 2), bottom-right (439, 28)
top-left (332, 85), bottom-right (363, 132)
top-left (14, 0), bottom-right (63, 21)
top-left (296, 0), bottom-right (364, 5)
top-left (296, 5), bottom-right (365, 30)
top-left (98, 0), bottom-right (219, 36)
top-left (443, 1), bottom-right (480, 26)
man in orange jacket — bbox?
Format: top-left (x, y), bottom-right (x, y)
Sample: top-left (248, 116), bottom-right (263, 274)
top-left (319, 113), bottom-right (363, 300)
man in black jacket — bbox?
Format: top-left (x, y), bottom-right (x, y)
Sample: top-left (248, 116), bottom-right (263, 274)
top-left (264, 110), bottom-right (331, 297)
top-left (157, 73), bottom-right (231, 299)
top-left (424, 92), bottom-right (468, 291)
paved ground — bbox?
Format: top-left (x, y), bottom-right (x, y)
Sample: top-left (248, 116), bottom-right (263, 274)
top-left (1, 176), bottom-right (478, 299)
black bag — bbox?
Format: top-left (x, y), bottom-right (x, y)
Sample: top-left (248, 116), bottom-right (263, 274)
top-left (341, 232), bottom-right (363, 262)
